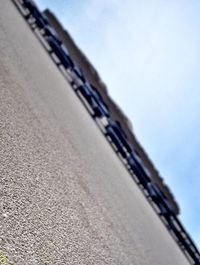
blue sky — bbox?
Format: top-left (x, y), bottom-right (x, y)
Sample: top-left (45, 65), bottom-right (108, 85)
top-left (35, 0), bottom-right (200, 247)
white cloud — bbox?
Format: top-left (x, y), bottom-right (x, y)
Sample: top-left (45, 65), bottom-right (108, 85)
top-left (71, 0), bottom-right (200, 247)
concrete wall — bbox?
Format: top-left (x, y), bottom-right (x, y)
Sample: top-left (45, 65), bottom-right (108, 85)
top-left (0, 2), bottom-right (190, 264)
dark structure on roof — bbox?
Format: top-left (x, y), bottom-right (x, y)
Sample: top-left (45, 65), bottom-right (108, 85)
top-left (44, 9), bottom-right (179, 215)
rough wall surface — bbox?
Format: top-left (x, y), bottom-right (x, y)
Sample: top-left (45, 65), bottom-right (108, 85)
top-left (0, 1), bottom-right (188, 264)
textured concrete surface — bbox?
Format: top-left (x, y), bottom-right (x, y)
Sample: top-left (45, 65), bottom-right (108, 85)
top-left (0, 1), bottom-right (189, 264)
